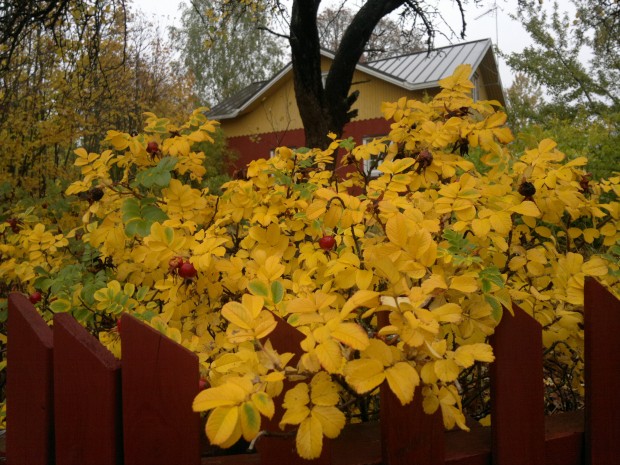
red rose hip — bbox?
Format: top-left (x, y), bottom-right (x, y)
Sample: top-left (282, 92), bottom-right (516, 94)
top-left (29, 291), bottom-right (42, 304)
top-left (146, 141), bottom-right (159, 154)
top-left (178, 261), bottom-right (197, 279)
top-left (319, 235), bottom-right (336, 251)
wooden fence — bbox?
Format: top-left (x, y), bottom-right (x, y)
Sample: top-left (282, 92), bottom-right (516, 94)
top-left (5, 277), bottom-right (620, 465)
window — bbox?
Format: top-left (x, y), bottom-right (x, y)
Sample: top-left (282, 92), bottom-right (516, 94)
top-left (472, 72), bottom-right (480, 102)
top-left (362, 135), bottom-right (388, 177)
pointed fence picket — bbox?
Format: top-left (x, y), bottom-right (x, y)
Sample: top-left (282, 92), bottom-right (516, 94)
top-left (5, 277), bottom-right (620, 465)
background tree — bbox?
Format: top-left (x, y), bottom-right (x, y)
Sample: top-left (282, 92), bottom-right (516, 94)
top-left (0, 1), bottom-right (196, 197)
top-left (193, 0), bottom-right (472, 154)
top-left (317, 6), bottom-right (424, 61)
top-left (504, 1), bottom-right (619, 178)
top-left (171, 0), bottom-right (285, 106)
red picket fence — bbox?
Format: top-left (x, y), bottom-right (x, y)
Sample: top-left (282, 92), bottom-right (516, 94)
top-left (5, 277), bottom-right (620, 465)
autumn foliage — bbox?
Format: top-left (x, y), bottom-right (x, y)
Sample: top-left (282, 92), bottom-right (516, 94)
top-left (1, 65), bottom-right (619, 459)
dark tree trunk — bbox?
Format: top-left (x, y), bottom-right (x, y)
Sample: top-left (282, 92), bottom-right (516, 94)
top-left (289, 0), bottom-right (406, 154)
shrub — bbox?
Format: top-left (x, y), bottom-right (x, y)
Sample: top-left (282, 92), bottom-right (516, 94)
top-left (1, 65), bottom-right (619, 458)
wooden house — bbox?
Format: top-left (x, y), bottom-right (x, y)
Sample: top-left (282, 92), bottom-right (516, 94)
top-left (208, 38), bottom-right (505, 171)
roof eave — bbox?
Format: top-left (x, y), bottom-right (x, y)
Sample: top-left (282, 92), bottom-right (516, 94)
top-left (213, 63), bottom-right (293, 120)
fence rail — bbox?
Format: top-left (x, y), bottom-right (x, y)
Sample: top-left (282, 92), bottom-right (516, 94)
top-left (5, 277), bottom-right (620, 465)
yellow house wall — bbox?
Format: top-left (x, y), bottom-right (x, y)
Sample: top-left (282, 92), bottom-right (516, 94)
top-left (220, 75), bottom-right (303, 138)
top-left (220, 59), bottom-right (454, 138)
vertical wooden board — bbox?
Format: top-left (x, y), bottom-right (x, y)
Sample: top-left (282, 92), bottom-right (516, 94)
top-left (264, 314), bottom-right (305, 366)
top-left (257, 314), bottom-right (332, 465)
top-left (6, 293), bottom-right (54, 465)
top-left (584, 278), bottom-right (620, 465)
top-left (380, 385), bottom-right (445, 465)
top-left (53, 313), bottom-right (122, 465)
top-left (121, 314), bottom-right (200, 465)
top-left (489, 303), bottom-right (545, 465)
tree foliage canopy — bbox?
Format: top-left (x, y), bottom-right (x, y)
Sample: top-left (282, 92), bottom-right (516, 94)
top-left (0, 0), bottom-right (197, 196)
top-left (316, 6), bottom-right (423, 61)
top-left (171, 0), bottom-right (285, 106)
top-left (504, 0), bottom-right (619, 179)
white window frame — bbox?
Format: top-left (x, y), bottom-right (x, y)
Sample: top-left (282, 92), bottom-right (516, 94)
top-left (362, 135), bottom-right (388, 177)
top-left (472, 72), bottom-right (480, 102)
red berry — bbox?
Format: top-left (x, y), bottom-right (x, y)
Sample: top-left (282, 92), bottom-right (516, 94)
top-left (319, 235), bottom-right (336, 250)
top-left (7, 218), bottom-right (20, 233)
top-left (178, 261), bottom-right (197, 279)
top-left (199, 378), bottom-right (208, 390)
top-left (116, 318), bottom-right (122, 333)
top-left (29, 291), bottom-right (42, 304)
top-left (146, 141), bottom-right (159, 154)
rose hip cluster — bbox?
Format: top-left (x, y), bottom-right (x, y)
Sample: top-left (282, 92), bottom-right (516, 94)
top-left (169, 256), bottom-right (197, 279)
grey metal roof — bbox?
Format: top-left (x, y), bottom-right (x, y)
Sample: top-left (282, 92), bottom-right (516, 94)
top-left (207, 80), bottom-right (269, 120)
top-left (363, 39), bottom-right (492, 90)
top-left (208, 38), bottom-right (502, 120)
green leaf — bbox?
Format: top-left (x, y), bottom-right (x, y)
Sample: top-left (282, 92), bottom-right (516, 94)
top-left (248, 280), bottom-right (269, 298)
top-left (136, 286), bottom-right (149, 301)
top-left (72, 307), bottom-right (93, 322)
top-left (122, 198), bottom-right (168, 237)
top-left (339, 137), bottom-right (356, 151)
top-left (271, 281), bottom-right (284, 304)
top-left (50, 299), bottom-right (72, 313)
top-left (135, 157), bottom-right (178, 188)
top-left (485, 295), bottom-right (503, 322)
top-left (480, 266), bottom-right (504, 293)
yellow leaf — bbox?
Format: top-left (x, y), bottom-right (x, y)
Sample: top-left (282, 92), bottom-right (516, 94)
top-left (450, 276), bottom-right (478, 293)
top-left (251, 392), bottom-right (275, 420)
top-left (568, 227), bottom-right (582, 239)
top-left (193, 383), bottom-right (246, 412)
top-left (385, 362), bottom-right (419, 405)
top-left (510, 201), bottom-right (541, 217)
top-left (434, 359), bottom-right (460, 382)
top-left (253, 312), bottom-right (277, 339)
top-left (206, 406), bottom-right (241, 446)
top-left (489, 212), bottom-right (512, 234)
top-left (582, 257), bottom-right (607, 276)
top-left (221, 302), bottom-right (253, 329)
top-left (431, 303), bottom-right (462, 323)
top-left (296, 415), bottom-right (324, 460)
top-left (508, 256), bottom-right (526, 271)
top-left (239, 402), bottom-right (261, 441)
top-left (422, 391), bottom-right (440, 414)
top-left (438, 64), bottom-right (474, 91)
top-left (311, 405), bottom-right (346, 439)
top-left (386, 214), bottom-right (409, 248)
top-left (280, 404), bottom-right (311, 428)
top-left (421, 274), bottom-right (448, 293)
top-left (315, 339), bottom-right (345, 374)
top-left (454, 343), bottom-right (495, 368)
top-left (472, 218), bottom-right (491, 237)
top-left (340, 290), bottom-right (380, 318)
top-left (283, 382), bottom-right (309, 408)
top-left (538, 138), bottom-right (557, 153)
top-left (330, 322), bottom-right (369, 350)
top-left (362, 338), bottom-right (394, 366)
top-left (356, 269), bottom-right (374, 290)
top-left (583, 228), bottom-right (600, 243)
top-left (344, 358), bottom-right (385, 394)
top-left (310, 372), bottom-right (340, 407)
top-left (306, 201), bottom-right (327, 220)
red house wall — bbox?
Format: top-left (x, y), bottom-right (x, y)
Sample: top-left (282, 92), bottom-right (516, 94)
top-left (225, 117), bottom-right (392, 173)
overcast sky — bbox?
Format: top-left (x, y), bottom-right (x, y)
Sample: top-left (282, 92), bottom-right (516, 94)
top-left (130, 0), bottom-right (538, 88)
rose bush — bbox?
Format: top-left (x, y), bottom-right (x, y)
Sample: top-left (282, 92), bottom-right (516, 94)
top-left (1, 65), bottom-right (619, 458)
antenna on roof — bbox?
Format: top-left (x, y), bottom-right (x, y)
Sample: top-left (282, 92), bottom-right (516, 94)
top-left (474, 0), bottom-right (499, 47)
